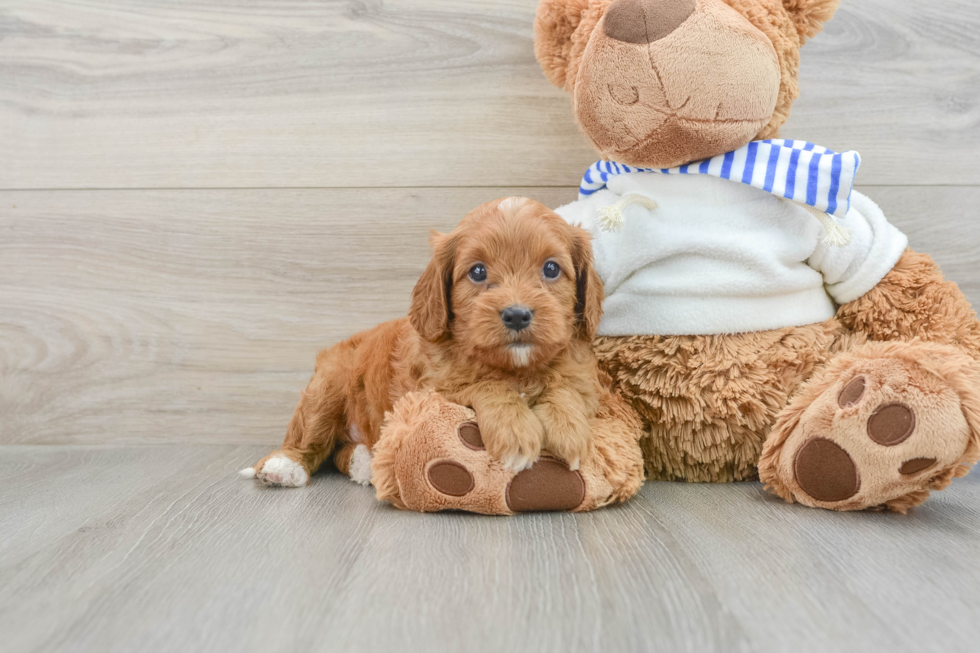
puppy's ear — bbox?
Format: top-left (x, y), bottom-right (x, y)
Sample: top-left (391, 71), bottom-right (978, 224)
top-left (570, 225), bottom-right (604, 340)
top-left (410, 230), bottom-right (458, 342)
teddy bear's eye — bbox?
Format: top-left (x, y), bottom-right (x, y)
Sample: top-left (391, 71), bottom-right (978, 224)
top-left (543, 261), bottom-right (561, 280)
top-left (468, 263), bottom-right (487, 283)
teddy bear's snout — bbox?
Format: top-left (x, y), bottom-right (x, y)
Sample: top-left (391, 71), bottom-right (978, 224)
top-left (604, 0), bottom-right (696, 44)
top-left (571, 0), bottom-right (781, 168)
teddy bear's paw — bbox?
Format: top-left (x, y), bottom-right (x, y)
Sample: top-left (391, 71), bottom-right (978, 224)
top-left (414, 420), bottom-right (587, 514)
top-left (372, 392), bottom-right (606, 515)
top-left (503, 456), bottom-right (587, 512)
top-left (762, 346), bottom-right (980, 512)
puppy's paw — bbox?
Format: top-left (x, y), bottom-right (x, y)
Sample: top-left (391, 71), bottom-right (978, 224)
top-left (482, 410), bottom-right (545, 473)
top-left (538, 411), bottom-right (592, 472)
top-left (501, 451), bottom-right (540, 473)
top-left (348, 444), bottom-right (373, 486)
top-left (253, 454), bottom-right (309, 487)
top-left (544, 431), bottom-right (590, 472)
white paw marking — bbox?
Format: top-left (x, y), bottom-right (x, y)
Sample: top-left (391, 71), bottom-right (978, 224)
top-left (257, 455), bottom-right (308, 487)
top-left (349, 444), bottom-right (373, 486)
top-left (238, 467), bottom-right (256, 479)
top-left (503, 454), bottom-right (537, 473)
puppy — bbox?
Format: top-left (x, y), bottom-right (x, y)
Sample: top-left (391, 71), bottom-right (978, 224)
top-left (242, 197), bottom-right (604, 486)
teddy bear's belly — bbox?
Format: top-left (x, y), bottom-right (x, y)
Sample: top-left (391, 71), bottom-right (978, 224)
top-left (593, 319), bottom-right (851, 482)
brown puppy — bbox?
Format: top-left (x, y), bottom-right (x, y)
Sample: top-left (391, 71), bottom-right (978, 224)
top-left (242, 197), bottom-right (604, 486)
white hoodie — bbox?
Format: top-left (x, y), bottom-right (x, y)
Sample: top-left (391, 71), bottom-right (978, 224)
top-left (556, 172), bottom-right (908, 336)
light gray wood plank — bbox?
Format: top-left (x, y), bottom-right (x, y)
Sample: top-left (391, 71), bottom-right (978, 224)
top-left (2, 185), bottom-right (978, 446)
top-left (2, 0), bottom-right (979, 189)
top-left (0, 445), bottom-right (977, 653)
top-left (0, 187), bottom-right (576, 445)
top-left (868, 185), bottom-right (980, 301)
top-left (786, 0), bottom-right (980, 183)
top-left (643, 476), bottom-right (980, 653)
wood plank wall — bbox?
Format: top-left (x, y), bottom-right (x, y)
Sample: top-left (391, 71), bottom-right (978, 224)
top-left (2, 0), bottom-right (979, 445)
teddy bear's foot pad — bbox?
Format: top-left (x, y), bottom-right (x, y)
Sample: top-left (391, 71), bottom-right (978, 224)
top-left (425, 454), bottom-right (586, 511)
top-left (426, 461), bottom-right (475, 497)
top-left (792, 438), bottom-right (860, 503)
top-left (505, 458), bottom-right (586, 512)
top-left (762, 343), bottom-right (979, 512)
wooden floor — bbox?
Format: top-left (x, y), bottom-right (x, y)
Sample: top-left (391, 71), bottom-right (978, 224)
top-left (3, 1), bottom-right (980, 651)
top-left (1, 446), bottom-right (979, 653)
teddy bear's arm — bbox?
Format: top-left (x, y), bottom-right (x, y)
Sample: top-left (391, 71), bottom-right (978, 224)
top-left (836, 249), bottom-right (980, 362)
top-left (807, 191), bottom-right (908, 305)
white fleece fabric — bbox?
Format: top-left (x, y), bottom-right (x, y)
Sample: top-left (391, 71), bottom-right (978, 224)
top-left (556, 173), bottom-right (908, 336)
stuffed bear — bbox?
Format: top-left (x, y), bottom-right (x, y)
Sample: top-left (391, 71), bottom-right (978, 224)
top-left (373, 0), bottom-right (980, 514)
top-left (534, 0), bottom-right (980, 512)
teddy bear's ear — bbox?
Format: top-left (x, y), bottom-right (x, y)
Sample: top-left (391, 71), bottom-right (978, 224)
top-left (782, 0), bottom-right (841, 40)
top-left (534, 0), bottom-right (592, 89)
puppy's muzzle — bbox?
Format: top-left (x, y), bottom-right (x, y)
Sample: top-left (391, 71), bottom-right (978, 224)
top-left (500, 305), bottom-right (533, 332)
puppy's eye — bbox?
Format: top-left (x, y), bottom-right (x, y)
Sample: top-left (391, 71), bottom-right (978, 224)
top-left (542, 261), bottom-right (561, 280)
top-left (468, 263), bottom-right (487, 283)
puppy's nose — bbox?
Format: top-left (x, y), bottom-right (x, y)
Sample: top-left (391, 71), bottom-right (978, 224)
top-left (500, 305), bottom-right (533, 332)
top-left (603, 0), bottom-right (695, 44)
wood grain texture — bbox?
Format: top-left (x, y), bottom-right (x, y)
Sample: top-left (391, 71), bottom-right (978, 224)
top-left (0, 187), bottom-right (575, 445)
top-left (3, 186), bottom-right (977, 446)
top-left (2, 0), bottom-right (980, 189)
top-left (0, 445), bottom-right (977, 653)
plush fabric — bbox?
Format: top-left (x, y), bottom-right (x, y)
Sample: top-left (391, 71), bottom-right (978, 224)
top-left (594, 319), bottom-right (846, 482)
top-left (578, 139), bottom-right (861, 220)
top-left (360, 0), bottom-right (980, 515)
top-left (592, 248), bottom-right (980, 509)
top-left (534, 0), bottom-right (840, 168)
top-left (759, 339), bottom-right (980, 513)
top-left (557, 173), bottom-right (907, 336)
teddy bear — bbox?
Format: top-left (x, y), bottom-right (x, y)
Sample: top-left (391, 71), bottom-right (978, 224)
top-left (370, 0), bottom-right (980, 514)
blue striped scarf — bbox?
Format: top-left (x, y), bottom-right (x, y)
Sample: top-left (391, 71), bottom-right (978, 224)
top-left (579, 140), bottom-right (861, 219)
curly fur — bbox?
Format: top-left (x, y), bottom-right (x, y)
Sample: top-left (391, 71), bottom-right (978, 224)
top-left (836, 249), bottom-right (980, 360)
top-left (589, 379), bottom-right (647, 503)
top-left (595, 320), bottom-right (845, 482)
